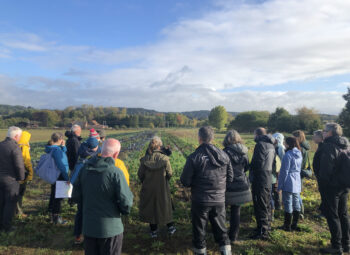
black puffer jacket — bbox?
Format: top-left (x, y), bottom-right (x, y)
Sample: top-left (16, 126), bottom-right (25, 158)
top-left (250, 135), bottom-right (276, 188)
top-left (319, 135), bottom-right (349, 187)
top-left (224, 144), bottom-right (249, 192)
top-left (181, 143), bottom-right (233, 205)
top-left (65, 131), bottom-right (82, 170)
top-left (313, 142), bottom-right (324, 180)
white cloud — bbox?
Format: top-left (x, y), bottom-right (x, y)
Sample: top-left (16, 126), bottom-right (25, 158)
top-left (0, 0), bottom-right (350, 113)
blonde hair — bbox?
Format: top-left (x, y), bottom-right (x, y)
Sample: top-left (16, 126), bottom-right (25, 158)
top-left (147, 136), bottom-right (163, 155)
top-left (292, 130), bottom-right (306, 143)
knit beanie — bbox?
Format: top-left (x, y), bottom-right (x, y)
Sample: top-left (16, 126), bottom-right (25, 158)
top-left (89, 128), bottom-right (100, 139)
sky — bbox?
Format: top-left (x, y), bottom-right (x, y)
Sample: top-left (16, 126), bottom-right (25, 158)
top-left (0, 0), bottom-right (349, 114)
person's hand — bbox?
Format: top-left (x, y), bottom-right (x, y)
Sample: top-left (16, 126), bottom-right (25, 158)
top-left (61, 140), bottom-right (66, 146)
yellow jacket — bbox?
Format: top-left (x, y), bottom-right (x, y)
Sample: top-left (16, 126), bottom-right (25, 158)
top-left (18, 131), bottom-right (33, 182)
top-left (115, 159), bottom-right (130, 186)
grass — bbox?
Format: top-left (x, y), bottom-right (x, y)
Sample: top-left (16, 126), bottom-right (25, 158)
top-left (0, 128), bottom-right (335, 254)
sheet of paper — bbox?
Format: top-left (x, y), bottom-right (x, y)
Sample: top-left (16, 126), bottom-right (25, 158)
top-left (55, 181), bottom-right (73, 198)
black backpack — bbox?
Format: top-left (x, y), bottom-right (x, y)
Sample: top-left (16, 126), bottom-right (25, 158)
top-left (336, 149), bottom-right (350, 188)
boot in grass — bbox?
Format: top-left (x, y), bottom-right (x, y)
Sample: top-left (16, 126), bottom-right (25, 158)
top-left (282, 212), bottom-right (292, 231)
top-left (291, 211), bottom-right (301, 231)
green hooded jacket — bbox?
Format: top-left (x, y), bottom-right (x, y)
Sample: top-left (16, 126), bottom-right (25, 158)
top-left (72, 156), bottom-right (133, 238)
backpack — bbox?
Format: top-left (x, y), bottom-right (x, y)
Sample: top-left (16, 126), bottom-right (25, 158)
top-left (336, 149), bottom-right (350, 188)
top-left (34, 151), bottom-right (61, 184)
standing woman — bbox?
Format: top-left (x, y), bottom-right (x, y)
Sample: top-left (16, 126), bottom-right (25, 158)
top-left (138, 136), bottom-right (176, 238)
top-left (292, 130), bottom-right (311, 219)
top-left (46, 132), bottom-right (69, 224)
top-left (278, 137), bottom-right (302, 231)
top-left (223, 130), bottom-right (252, 243)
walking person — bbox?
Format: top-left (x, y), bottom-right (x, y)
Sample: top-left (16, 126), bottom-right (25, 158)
top-left (138, 136), bottom-right (176, 238)
top-left (223, 130), bottom-right (252, 244)
top-left (292, 130), bottom-right (311, 220)
top-left (65, 124), bottom-right (82, 172)
top-left (250, 127), bottom-right (276, 240)
top-left (72, 138), bottom-right (133, 255)
top-left (17, 131), bottom-right (34, 217)
top-left (181, 126), bottom-right (233, 255)
top-left (319, 123), bottom-right (350, 254)
top-left (46, 132), bottom-right (70, 224)
top-left (277, 137), bottom-right (302, 232)
top-left (0, 126), bottom-right (25, 232)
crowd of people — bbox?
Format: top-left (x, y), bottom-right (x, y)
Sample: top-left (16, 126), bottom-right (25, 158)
top-left (0, 123), bottom-right (349, 255)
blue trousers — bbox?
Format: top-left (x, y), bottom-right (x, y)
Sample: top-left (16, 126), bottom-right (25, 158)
top-left (282, 191), bottom-right (301, 213)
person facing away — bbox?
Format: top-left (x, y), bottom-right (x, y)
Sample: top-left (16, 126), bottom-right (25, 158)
top-left (73, 137), bottom-right (99, 245)
top-left (72, 138), bottom-right (133, 255)
top-left (271, 133), bottom-right (285, 213)
top-left (318, 123), bottom-right (350, 255)
top-left (181, 126), bottom-right (233, 255)
top-left (0, 126), bottom-right (25, 232)
top-left (46, 132), bottom-right (69, 225)
top-left (249, 127), bottom-right (276, 240)
top-left (223, 130), bottom-right (252, 244)
top-left (277, 137), bottom-right (302, 232)
top-left (65, 124), bottom-right (82, 172)
top-left (138, 136), bottom-right (176, 238)
top-left (17, 131), bottom-right (34, 217)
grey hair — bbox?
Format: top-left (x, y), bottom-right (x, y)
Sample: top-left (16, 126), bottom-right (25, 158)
top-left (313, 130), bottom-right (323, 139)
top-left (324, 123), bottom-right (343, 137)
top-left (101, 139), bottom-right (121, 156)
top-left (7, 126), bottom-right (22, 139)
top-left (198, 126), bottom-right (214, 144)
top-left (147, 136), bottom-right (163, 154)
top-left (71, 124), bottom-right (81, 132)
top-left (223, 130), bottom-right (243, 147)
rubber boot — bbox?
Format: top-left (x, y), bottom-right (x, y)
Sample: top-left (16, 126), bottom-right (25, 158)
top-left (291, 211), bottom-right (301, 231)
top-left (283, 212), bottom-right (292, 231)
top-left (220, 245), bottom-right (232, 255)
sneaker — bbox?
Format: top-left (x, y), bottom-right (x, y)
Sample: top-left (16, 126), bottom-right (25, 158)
top-left (53, 215), bottom-right (67, 225)
top-left (150, 231), bottom-right (158, 238)
top-left (168, 226), bottom-right (176, 235)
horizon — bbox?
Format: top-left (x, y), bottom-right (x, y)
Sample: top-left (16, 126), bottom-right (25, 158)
top-left (1, 0), bottom-right (350, 114)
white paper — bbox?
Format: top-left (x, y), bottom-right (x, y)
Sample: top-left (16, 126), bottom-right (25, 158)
top-left (55, 181), bottom-right (73, 198)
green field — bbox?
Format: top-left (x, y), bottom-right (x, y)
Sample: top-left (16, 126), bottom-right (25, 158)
top-left (0, 128), bottom-right (331, 255)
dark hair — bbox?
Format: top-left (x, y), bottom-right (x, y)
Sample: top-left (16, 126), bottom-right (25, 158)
top-left (198, 126), bottom-right (214, 144)
top-left (285, 136), bottom-right (301, 152)
top-left (254, 127), bottom-right (266, 136)
top-left (48, 132), bottom-right (63, 145)
top-left (223, 130), bottom-right (243, 147)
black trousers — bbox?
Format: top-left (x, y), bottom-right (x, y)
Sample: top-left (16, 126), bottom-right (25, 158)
top-left (48, 176), bottom-right (64, 214)
top-left (252, 185), bottom-right (272, 233)
top-left (84, 233), bottom-right (123, 255)
top-left (191, 202), bottom-right (230, 249)
top-left (229, 205), bottom-right (241, 241)
top-left (320, 185), bottom-right (350, 249)
top-left (0, 181), bottom-right (20, 231)
top-left (16, 182), bottom-right (27, 215)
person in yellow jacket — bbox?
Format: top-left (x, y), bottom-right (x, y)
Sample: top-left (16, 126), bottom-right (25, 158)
top-left (115, 158), bottom-right (130, 186)
top-left (17, 131), bottom-right (33, 217)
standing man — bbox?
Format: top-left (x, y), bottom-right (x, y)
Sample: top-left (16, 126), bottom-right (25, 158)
top-left (250, 127), bottom-right (276, 240)
top-left (72, 138), bottom-right (133, 255)
top-left (319, 123), bottom-right (350, 255)
top-left (65, 124), bottom-right (82, 172)
top-left (0, 126), bottom-right (25, 232)
top-left (181, 126), bottom-right (233, 255)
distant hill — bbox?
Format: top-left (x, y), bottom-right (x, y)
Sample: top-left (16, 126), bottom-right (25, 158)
top-left (320, 114), bottom-right (338, 122)
top-left (181, 110), bottom-right (240, 120)
top-left (0, 104), bottom-right (29, 115)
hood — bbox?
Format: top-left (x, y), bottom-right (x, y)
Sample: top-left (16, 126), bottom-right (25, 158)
top-left (65, 130), bottom-right (82, 140)
top-left (78, 142), bottom-right (98, 159)
top-left (85, 156), bottom-right (115, 173)
top-left (300, 140), bottom-right (311, 151)
top-left (325, 135), bottom-right (350, 150)
top-left (255, 134), bottom-right (275, 145)
top-left (141, 151), bottom-right (167, 170)
top-left (225, 143), bottom-right (248, 155)
top-left (18, 131), bottom-right (31, 146)
top-left (272, 133), bottom-right (284, 147)
top-left (45, 145), bottom-right (59, 153)
top-left (289, 147), bottom-right (302, 159)
top-left (200, 143), bottom-right (229, 167)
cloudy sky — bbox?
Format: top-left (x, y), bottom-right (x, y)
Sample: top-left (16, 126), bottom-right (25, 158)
top-left (0, 0), bottom-right (349, 114)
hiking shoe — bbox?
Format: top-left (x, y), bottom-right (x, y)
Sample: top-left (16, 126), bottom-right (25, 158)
top-left (150, 231), bottom-right (158, 238)
top-left (168, 226), bottom-right (176, 235)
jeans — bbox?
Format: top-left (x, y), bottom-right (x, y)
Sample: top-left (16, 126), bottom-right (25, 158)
top-left (282, 191), bottom-right (301, 213)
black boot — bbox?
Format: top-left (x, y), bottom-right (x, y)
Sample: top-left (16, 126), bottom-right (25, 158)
top-left (291, 211), bottom-right (301, 231)
top-left (283, 212), bottom-right (292, 231)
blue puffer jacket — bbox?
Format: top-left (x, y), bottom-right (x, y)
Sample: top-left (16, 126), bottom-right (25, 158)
top-left (45, 145), bottom-right (69, 181)
top-left (277, 147), bottom-right (302, 193)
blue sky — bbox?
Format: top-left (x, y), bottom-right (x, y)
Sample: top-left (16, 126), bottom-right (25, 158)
top-left (0, 0), bottom-right (349, 114)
